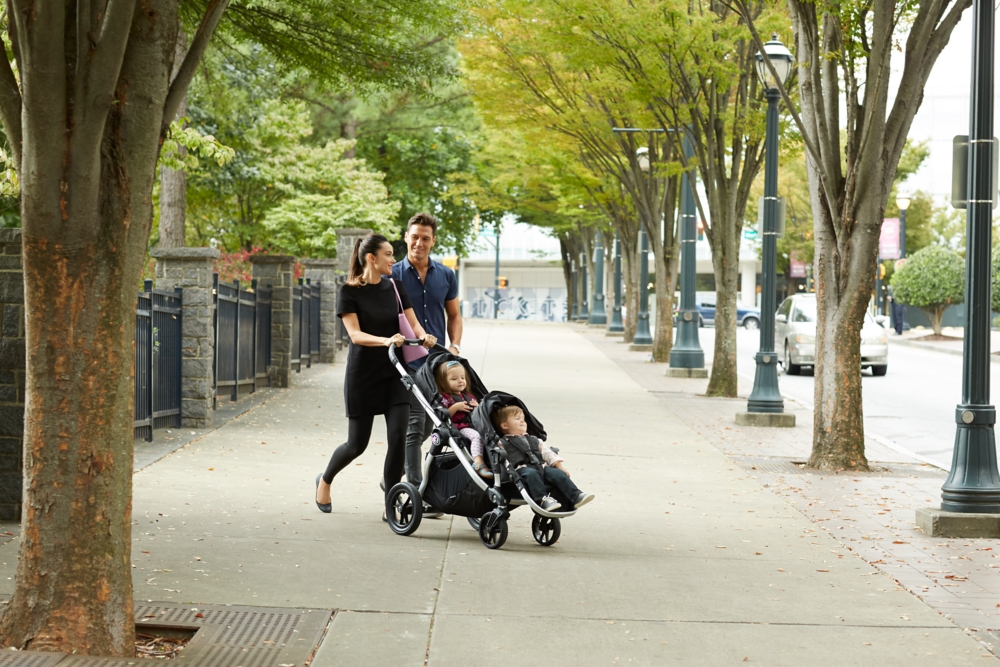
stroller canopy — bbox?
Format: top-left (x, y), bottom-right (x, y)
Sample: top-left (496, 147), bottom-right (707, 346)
top-left (414, 351), bottom-right (489, 403)
top-left (471, 391), bottom-right (547, 445)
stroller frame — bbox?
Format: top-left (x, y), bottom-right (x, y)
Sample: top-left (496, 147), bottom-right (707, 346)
top-left (384, 340), bottom-right (575, 548)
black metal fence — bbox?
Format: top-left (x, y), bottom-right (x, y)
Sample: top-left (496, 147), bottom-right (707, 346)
top-left (133, 280), bottom-right (183, 441)
top-left (293, 278), bottom-right (320, 373)
top-left (214, 276), bottom-right (272, 406)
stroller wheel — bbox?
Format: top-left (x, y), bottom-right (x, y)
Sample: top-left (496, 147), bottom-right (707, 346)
top-left (386, 482), bottom-right (423, 536)
top-left (478, 512), bottom-right (508, 550)
top-left (467, 516), bottom-right (481, 531)
top-left (531, 514), bottom-right (561, 547)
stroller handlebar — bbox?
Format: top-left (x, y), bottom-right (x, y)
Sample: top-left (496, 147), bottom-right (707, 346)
top-left (387, 339), bottom-right (451, 364)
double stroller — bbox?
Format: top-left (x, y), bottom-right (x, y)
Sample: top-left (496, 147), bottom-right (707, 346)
top-left (384, 340), bottom-right (578, 549)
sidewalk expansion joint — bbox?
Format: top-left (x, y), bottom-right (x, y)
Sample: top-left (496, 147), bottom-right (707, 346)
top-left (0, 602), bottom-right (333, 667)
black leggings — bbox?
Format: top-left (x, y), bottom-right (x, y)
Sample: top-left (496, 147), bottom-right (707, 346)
top-left (323, 403), bottom-right (409, 490)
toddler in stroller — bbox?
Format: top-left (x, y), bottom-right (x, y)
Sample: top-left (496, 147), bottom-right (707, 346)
top-left (433, 361), bottom-right (491, 480)
top-left (492, 404), bottom-right (594, 511)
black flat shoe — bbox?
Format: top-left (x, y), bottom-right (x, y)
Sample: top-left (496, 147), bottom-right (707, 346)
top-left (315, 474), bottom-right (332, 514)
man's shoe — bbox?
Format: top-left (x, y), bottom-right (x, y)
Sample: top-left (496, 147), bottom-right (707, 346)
top-left (540, 497), bottom-right (562, 512)
top-left (315, 474), bottom-right (332, 514)
top-left (573, 492), bottom-right (595, 508)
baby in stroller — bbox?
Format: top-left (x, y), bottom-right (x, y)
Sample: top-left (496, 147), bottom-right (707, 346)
top-left (434, 360), bottom-right (491, 480)
top-left (492, 404), bottom-right (595, 511)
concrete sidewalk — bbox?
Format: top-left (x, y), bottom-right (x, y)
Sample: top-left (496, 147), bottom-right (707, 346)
top-left (0, 320), bottom-right (990, 665)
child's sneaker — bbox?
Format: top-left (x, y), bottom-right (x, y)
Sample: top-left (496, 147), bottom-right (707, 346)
top-left (540, 497), bottom-right (562, 512)
top-left (573, 492), bottom-right (595, 508)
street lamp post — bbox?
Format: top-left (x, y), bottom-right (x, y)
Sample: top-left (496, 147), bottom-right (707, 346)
top-left (894, 195), bottom-right (910, 334)
top-left (936, 0), bottom-right (1000, 521)
top-left (633, 229), bottom-right (653, 346)
top-left (669, 130), bottom-right (706, 375)
top-left (571, 260), bottom-right (579, 321)
top-left (607, 233), bottom-right (625, 334)
top-left (738, 34), bottom-right (795, 428)
top-left (589, 233), bottom-right (608, 325)
top-left (579, 252), bottom-right (590, 321)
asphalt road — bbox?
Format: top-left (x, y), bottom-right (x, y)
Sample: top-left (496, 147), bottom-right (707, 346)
top-left (696, 326), bottom-right (992, 470)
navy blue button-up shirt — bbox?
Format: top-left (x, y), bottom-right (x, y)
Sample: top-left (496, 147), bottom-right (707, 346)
top-left (392, 256), bottom-right (458, 368)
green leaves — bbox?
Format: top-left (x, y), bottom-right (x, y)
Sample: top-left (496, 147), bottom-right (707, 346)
top-left (160, 118), bottom-right (236, 171)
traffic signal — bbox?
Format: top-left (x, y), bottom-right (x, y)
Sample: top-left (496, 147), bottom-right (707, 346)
top-left (697, 220), bottom-right (705, 241)
top-left (498, 277), bottom-right (509, 288)
top-left (879, 264), bottom-right (886, 279)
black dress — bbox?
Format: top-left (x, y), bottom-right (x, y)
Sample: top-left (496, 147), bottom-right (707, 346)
top-left (336, 278), bottom-right (413, 418)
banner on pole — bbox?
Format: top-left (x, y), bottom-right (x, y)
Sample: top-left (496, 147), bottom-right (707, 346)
top-left (789, 251), bottom-right (807, 278)
top-left (880, 218), bottom-right (900, 259)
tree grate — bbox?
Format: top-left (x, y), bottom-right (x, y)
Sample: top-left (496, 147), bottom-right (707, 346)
top-left (0, 653), bottom-right (66, 667)
top-left (0, 603), bottom-right (332, 667)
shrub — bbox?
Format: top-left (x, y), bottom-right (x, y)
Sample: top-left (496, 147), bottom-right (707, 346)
top-left (890, 245), bottom-right (965, 335)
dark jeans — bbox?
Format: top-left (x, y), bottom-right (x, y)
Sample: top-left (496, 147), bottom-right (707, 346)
top-left (891, 301), bottom-right (905, 335)
top-left (517, 466), bottom-right (581, 508)
top-left (405, 367), bottom-right (434, 485)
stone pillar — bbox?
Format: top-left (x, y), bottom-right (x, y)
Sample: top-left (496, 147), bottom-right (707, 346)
top-left (335, 228), bottom-right (374, 273)
top-left (251, 255), bottom-right (295, 388)
top-left (302, 258), bottom-right (338, 364)
top-left (152, 247), bottom-right (220, 429)
top-left (0, 229), bottom-right (23, 521)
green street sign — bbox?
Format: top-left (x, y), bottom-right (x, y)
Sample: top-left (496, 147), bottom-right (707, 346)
top-left (743, 228), bottom-right (759, 240)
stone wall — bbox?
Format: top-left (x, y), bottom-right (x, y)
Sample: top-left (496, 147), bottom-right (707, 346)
top-left (0, 229), bottom-right (23, 521)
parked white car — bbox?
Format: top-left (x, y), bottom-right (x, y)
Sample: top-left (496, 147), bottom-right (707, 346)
top-left (775, 294), bottom-right (889, 376)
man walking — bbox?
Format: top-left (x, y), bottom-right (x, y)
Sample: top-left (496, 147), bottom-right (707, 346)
top-left (392, 212), bottom-right (463, 490)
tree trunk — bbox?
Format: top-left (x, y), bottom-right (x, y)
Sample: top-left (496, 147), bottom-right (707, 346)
top-left (705, 229), bottom-right (741, 396)
top-left (651, 246), bottom-right (678, 361)
top-left (158, 30), bottom-right (189, 249)
top-left (929, 306), bottom-right (945, 336)
top-left (0, 0), bottom-right (217, 653)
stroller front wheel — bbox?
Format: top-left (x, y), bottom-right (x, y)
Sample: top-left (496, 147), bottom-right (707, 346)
top-left (386, 482), bottom-right (423, 536)
top-left (467, 516), bottom-right (480, 531)
top-left (478, 512), bottom-right (508, 549)
top-left (531, 514), bottom-right (561, 547)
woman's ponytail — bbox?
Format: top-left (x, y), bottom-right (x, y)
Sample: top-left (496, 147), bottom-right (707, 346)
top-left (345, 234), bottom-right (391, 286)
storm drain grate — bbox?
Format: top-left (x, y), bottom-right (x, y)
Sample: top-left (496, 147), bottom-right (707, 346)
top-left (731, 455), bottom-right (946, 479)
top-left (0, 603), bottom-right (332, 667)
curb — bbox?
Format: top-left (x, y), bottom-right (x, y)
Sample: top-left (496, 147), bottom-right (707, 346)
top-left (888, 336), bottom-right (1000, 362)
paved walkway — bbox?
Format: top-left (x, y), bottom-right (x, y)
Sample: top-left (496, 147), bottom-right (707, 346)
top-left (0, 320), bottom-right (993, 665)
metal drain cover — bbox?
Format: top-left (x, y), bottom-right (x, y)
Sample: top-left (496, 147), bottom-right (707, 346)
top-left (0, 603), bottom-right (332, 667)
top-left (0, 652), bottom-right (66, 667)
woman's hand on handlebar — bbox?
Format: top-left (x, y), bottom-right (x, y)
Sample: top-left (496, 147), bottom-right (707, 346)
top-left (385, 333), bottom-right (405, 348)
top-left (420, 334), bottom-right (437, 348)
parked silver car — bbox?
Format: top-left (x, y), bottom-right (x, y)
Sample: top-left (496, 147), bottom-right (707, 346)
top-left (775, 294), bottom-right (889, 376)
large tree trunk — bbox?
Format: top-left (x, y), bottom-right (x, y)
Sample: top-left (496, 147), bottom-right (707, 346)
top-left (158, 30), bottom-right (189, 249)
top-left (622, 236), bottom-right (638, 342)
top-left (929, 306), bottom-right (945, 336)
top-left (651, 244), bottom-right (679, 361)
top-left (808, 197), bottom-right (871, 470)
top-left (705, 226), bottom-right (742, 397)
top-left (0, 0), bottom-right (228, 653)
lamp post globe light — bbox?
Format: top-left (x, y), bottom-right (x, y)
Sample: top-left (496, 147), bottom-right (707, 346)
top-left (607, 232), bottom-right (625, 334)
top-left (738, 34), bottom-right (795, 427)
top-left (631, 147), bottom-right (653, 348)
top-left (589, 232), bottom-right (608, 325)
